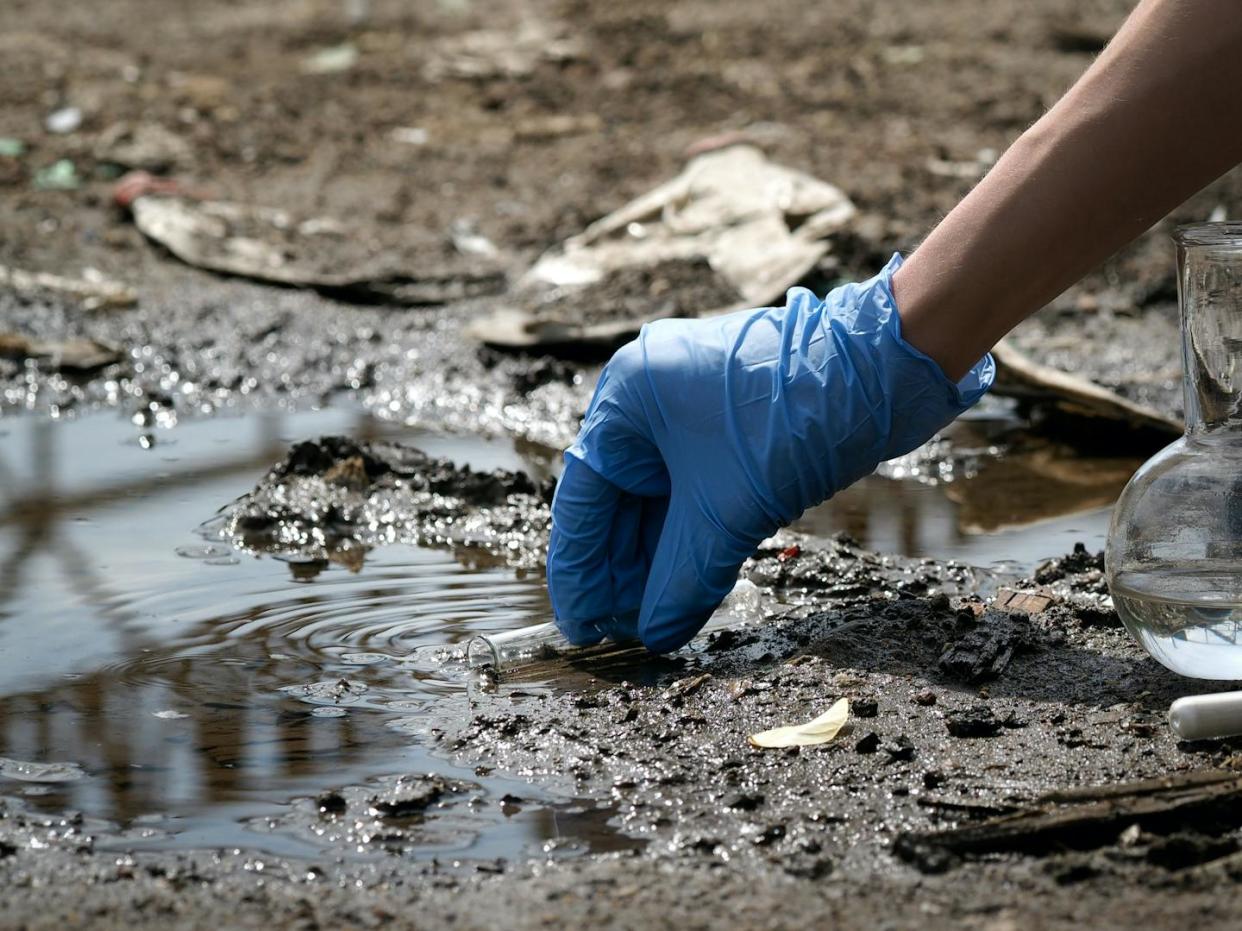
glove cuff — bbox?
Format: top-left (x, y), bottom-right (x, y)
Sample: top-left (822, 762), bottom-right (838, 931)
top-left (879, 252), bottom-right (995, 407)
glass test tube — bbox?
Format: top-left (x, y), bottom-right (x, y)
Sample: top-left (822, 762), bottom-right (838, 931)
top-left (466, 622), bottom-right (574, 671)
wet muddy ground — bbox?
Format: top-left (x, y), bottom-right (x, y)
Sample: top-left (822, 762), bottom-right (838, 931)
top-left (5, 0), bottom-right (1242, 927)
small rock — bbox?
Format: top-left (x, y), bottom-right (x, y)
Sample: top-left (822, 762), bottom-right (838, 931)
top-left (853, 699), bottom-right (879, 718)
top-left (945, 705), bottom-right (1003, 738)
top-left (371, 776), bottom-right (448, 818)
top-left (663, 673), bottom-right (712, 699)
top-left (854, 731), bottom-right (880, 754)
top-left (913, 690), bottom-right (937, 707)
top-left (883, 736), bottom-right (916, 763)
top-left (316, 791), bottom-right (347, 815)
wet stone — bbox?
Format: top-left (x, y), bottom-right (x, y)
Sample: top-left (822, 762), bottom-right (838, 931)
top-left (944, 705), bottom-right (1004, 739)
top-left (882, 736), bottom-right (916, 763)
top-left (316, 792), bottom-right (347, 815)
top-left (854, 732), bottom-right (880, 754)
top-left (853, 699), bottom-right (879, 719)
top-left (370, 776), bottom-right (453, 819)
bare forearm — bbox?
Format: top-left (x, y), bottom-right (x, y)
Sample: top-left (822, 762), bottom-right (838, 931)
top-left (895, 0), bottom-right (1242, 380)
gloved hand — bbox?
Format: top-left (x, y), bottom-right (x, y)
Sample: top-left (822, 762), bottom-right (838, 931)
top-left (547, 254), bottom-right (994, 654)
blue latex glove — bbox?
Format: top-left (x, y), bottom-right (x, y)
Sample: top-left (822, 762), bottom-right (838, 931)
top-left (547, 254), bottom-right (994, 654)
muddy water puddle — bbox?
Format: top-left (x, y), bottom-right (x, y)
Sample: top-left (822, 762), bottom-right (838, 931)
top-left (0, 406), bottom-right (1137, 862)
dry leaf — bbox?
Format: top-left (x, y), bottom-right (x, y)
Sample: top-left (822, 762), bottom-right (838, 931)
top-left (748, 698), bottom-right (849, 749)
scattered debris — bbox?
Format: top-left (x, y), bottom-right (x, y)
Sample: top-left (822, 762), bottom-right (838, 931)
top-left (425, 21), bottom-right (583, 81)
top-left (115, 173), bottom-right (505, 304)
top-left (45, 106), bottom-right (82, 135)
top-left (993, 588), bottom-right (1055, 616)
top-left (471, 144), bottom-right (855, 353)
top-left (925, 149), bottom-right (996, 181)
top-left (389, 126), bottom-right (429, 146)
top-left (748, 698), bottom-right (849, 749)
top-left (152, 709), bottom-right (189, 720)
top-left (0, 332), bottom-right (122, 372)
top-left (514, 113), bottom-right (603, 141)
top-left (0, 264), bottom-right (138, 310)
top-left (663, 674), bottom-right (713, 700)
top-left (33, 159), bottom-right (79, 190)
top-left (302, 43), bottom-right (359, 75)
top-left (0, 138), bottom-right (25, 157)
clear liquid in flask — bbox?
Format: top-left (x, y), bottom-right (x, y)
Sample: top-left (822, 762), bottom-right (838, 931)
top-left (1111, 565), bottom-right (1242, 679)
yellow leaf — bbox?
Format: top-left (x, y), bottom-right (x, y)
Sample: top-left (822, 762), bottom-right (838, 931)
top-left (747, 698), bottom-right (850, 749)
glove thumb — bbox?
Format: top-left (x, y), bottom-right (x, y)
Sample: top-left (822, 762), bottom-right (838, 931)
top-left (637, 492), bottom-right (755, 654)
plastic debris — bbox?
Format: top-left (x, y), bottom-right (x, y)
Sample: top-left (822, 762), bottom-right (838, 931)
top-left (45, 106), bottom-right (82, 134)
top-left (426, 21), bottom-right (582, 80)
top-left (115, 173), bottom-right (505, 304)
top-left (991, 338), bottom-right (1181, 445)
top-left (0, 333), bottom-right (122, 372)
top-left (748, 698), bottom-right (850, 749)
top-left (470, 144), bottom-right (855, 352)
top-left (0, 137), bottom-right (25, 157)
top-left (34, 159), bottom-right (79, 190)
top-left (302, 43), bottom-right (359, 75)
top-left (0, 264), bottom-right (138, 310)
top-left (390, 126), bottom-right (429, 146)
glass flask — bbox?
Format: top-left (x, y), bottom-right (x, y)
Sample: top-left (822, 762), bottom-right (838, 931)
top-left (1107, 223), bottom-right (1242, 679)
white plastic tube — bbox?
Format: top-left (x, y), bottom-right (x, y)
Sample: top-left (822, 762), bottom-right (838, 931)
top-left (1168, 691), bottom-right (1242, 741)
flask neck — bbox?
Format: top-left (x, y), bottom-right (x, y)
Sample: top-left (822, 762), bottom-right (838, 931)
top-left (1179, 230), bottom-right (1242, 436)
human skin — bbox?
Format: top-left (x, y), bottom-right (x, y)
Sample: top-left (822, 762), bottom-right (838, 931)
top-left (895, 0), bottom-right (1242, 381)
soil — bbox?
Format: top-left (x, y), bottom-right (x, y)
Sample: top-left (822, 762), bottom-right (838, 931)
top-left (2, 0), bottom-right (1240, 927)
top-left (517, 258), bottom-right (743, 328)
top-left (218, 435), bottom-right (555, 572)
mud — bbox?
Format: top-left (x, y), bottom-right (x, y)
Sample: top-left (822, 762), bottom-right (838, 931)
top-left (513, 257), bottom-right (743, 330)
top-left (217, 434), bottom-right (554, 571)
top-left (7, 537), bottom-right (1242, 929)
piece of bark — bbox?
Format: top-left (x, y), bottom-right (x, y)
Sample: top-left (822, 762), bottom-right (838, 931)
top-left (894, 770), bottom-right (1242, 872)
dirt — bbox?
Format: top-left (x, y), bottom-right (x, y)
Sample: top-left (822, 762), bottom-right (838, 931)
top-left (2, 0), bottom-right (1241, 926)
top-left (518, 257), bottom-right (743, 328)
top-left (7, 539), bottom-right (1242, 929)
top-left (217, 435), bottom-right (554, 571)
